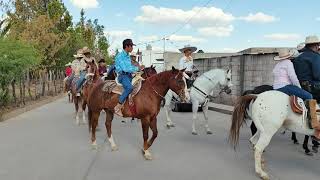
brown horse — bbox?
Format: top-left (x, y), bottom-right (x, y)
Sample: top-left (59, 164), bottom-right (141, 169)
top-left (83, 61), bottom-right (158, 123)
top-left (64, 78), bottom-right (73, 103)
top-left (87, 67), bottom-right (189, 160)
top-left (70, 75), bottom-right (86, 125)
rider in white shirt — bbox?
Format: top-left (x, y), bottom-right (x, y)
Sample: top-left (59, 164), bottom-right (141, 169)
top-left (179, 45), bottom-right (198, 88)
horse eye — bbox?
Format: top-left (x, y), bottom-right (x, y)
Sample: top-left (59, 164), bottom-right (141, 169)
top-left (227, 78), bottom-right (231, 81)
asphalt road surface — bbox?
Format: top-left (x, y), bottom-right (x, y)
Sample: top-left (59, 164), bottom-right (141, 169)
top-left (0, 97), bottom-right (319, 180)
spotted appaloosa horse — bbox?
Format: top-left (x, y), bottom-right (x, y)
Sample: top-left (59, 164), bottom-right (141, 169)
top-left (87, 67), bottom-right (189, 160)
top-left (243, 85), bottom-right (319, 156)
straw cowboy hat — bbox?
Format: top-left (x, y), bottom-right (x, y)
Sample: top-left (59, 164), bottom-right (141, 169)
top-left (73, 49), bottom-right (84, 58)
top-left (65, 62), bottom-right (72, 66)
top-left (82, 46), bottom-right (91, 54)
top-left (274, 49), bottom-right (295, 61)
top-left (179, 45), bottom-right (197, 53)
top-left (305, 35), bottom-right (320, 44)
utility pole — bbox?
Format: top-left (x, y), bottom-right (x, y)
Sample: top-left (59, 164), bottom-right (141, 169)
top-left (162, 37), bottom-right (169, 71)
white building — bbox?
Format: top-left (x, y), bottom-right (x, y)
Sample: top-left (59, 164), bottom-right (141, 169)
top-left (139, 45), bottom-right (165, 72)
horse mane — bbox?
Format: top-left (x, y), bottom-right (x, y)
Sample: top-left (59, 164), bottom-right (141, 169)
top-left (145, 70), bottom-right (173, 85)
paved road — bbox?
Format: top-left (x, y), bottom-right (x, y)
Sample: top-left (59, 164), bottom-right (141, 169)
top-left (0, 97), bottom-right (319, 180)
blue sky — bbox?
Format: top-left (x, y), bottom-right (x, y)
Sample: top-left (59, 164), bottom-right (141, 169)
top-left (63, 0), bottom-right (320, 54)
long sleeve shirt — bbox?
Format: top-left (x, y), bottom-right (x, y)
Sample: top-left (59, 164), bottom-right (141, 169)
top-left (179, 56), bottom-right (194, 71)
top-left (115, 50), bottom-right (138, 73)
top-left (273, 59), bottom-right (301, 89)
top-left (293, 48), bottom-right (320, 84)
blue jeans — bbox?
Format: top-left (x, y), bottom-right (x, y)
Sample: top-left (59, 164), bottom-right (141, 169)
top-left (108, 64), bottom-right (115, 77)
top-left (118, 73), bottom-right (133, 104)
top-left (76, 71), bottom-right (86, 92)
top-left (277, 85), bottom-right (313, 100)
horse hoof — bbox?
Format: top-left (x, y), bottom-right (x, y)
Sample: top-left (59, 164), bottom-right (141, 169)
top-left (312, 147), bottom-right (318, 153)
top-left (192, 132), bottom-right (198, 135)
top-left (121, 120), bottom-right (126, 123)
top-left (91, 144), bottom-right (98, 150)
top-left (207, 130), bottom-right (213, 135)
top-left (142, 150), bottom-right (152, 160)
top-left (170, 124), bottom-right (175, 127)
top-left (111, 145), bottom-right (119, 151)
top-left (166, 124), bottom-right (171, 129)
top-left (257, 172), bottom-right (269, 180)
top-left (305, 152), bottom-right (313, 156)
top-left (293, 141), bottom-right (299, 145)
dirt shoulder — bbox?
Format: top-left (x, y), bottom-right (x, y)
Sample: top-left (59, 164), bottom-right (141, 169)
top-left (0, 93), bottom-right (66, 122)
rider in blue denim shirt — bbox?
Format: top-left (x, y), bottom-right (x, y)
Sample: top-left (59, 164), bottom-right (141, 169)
top-left (114, 39), bottom-right (144, 116)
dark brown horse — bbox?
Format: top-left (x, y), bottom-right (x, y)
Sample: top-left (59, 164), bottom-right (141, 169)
top-left (87, 67), bottom-right (188, 160)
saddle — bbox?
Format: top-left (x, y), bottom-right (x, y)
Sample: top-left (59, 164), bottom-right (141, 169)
top-left (290, 96), bottom-right (304, 114)
top-left (102, 79), bottom-right (143, 104)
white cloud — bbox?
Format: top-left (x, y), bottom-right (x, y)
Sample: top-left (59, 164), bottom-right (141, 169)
top-left (135, 5), bottom-right (234, 27)
top-left (138, 35), bottom-right (159, 42)
top-left (264, 33), bottom-right (301, 41)
top-left (240, 12), bottom-right (278, 23)
top-left (169, 34), bottom-right (205, 43)
top-left (105, 30), bottom-right (133, 40)
top-left (70, 0), bottom-right (99, 9)
top-left (316, 17), bottom-right (320, 21)
top-left (198, 25), bottom-right (234, 37)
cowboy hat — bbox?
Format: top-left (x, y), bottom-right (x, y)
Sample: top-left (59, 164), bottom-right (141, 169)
top-left (65, 62), bottom-right (72, 66)
top-left (290, 49), bottom-right (300, 58)
top-left (305, 35), bottom-right (320, 44)
top-left (179, 45), bottom-right (197, 53)
top-left (73, 49), bottom-right (84, 58)
top-left (274, 49), bottom-right (295, 61)
top-left (82, 46), bottom-right (91, 54)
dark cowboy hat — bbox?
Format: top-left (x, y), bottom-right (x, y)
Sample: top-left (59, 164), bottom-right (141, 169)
top-left (123, 39), bottom-right (136, 47)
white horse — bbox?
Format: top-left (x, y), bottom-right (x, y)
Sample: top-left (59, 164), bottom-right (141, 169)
top-left (229, 91), bottom-right (319, 180)
top-left (164, 69), bottom-right (233, 135)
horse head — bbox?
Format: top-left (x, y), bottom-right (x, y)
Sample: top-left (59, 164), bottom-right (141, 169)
top-left (168, 66), bottom-right (190, 102)
top-left (142, 65), bottom-right (157, 79)
top-left (86, 59), bottom-right (99, 83)
top-left (219, 69), bottom-right (232, 94)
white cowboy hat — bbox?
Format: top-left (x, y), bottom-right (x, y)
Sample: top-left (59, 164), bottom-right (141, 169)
top-left (65, 62), bottom-right (72, 66)
top-left (73, 49), bottom-right (84, 58)
top-left (179, 45), bottom-right (197, 53)
top-left (274, 49), bottom-right (295, 61)
top-left (82, 46), bottom-right (91, 54)
top-left (290, 49), bottom-right (300, 58)
top-left (305, 35), bottom-right (320, 44)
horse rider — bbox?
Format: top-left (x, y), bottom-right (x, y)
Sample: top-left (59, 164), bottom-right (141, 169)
top-left (76, 47), bottom-right (95, 94)
top-left (63, 62), bottom-right (72, 93)
top-left (179, 45), bottom-right (198, 88)
top-left (293, 35), bottom-right (320, 137)
top-left (98, 57), bottom-right (107, 76)
top-left (67, 49), bottom-right (84, 90)
top-left (114, 39), bottom-right (145, 116)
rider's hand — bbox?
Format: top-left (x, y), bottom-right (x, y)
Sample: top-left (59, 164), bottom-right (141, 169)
top-left (139, 65), bottom-right (145, 70)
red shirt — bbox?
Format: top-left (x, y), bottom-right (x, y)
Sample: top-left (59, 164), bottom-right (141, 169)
top-left (65, 67), bottom-right (72, 77)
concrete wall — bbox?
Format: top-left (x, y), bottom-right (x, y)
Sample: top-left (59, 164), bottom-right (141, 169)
top-left (193, 53), bottom-right (277, 105)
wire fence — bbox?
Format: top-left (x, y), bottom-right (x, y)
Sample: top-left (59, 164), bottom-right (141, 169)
top-left (0, 68), bottom-right (65, 111)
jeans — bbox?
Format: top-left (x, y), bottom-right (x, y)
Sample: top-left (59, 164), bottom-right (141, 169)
top-left (108, 64), bottom-right (115, 77)
top-left (76, 71), bottom-right (86, 93)
top-left (277, 85), bottom-right (313, 100)
top-left (118, 73), bottom-right (133, 104)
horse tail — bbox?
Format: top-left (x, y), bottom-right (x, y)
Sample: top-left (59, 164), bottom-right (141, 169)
top-left (88, 108), bottom-right (92, 133)
top-left (229, 95), bottom-right (257, 149)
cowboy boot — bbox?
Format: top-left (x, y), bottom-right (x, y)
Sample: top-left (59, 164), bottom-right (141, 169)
top-left (114, 103), bottom-right (123, 117)
top-left (309, 100), bottom-right (320, 130)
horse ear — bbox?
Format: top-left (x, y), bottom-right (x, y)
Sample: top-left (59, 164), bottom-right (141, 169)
top-left (91, 59), bottom-right (94, 63)
top-left (181, 68), bottom-right (186, 72)
top-left (172, 66), bottom-right (176, 71)
top-left (226, 69), bottom-right (231, 74)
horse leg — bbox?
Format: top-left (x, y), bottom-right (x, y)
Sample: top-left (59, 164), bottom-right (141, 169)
top-left (105, 110), bottom-right (118, 151)
top-left (90, 111), bottom-right (99, 149)
top-left (250, 131), bottom-right (259, 148)
top-left (164, 105), bottom-right (174, 128)
top-left (192, 100), bottom-right (199, 135)
top-left (303, 135), bottom-right (313, 156)
top-left (147, 117), bottom-right (158, 148)
top-left (311, 138), bottom-right (319, 153)
top-left (254, 132), bottom-right (274, 180)
top-left (74, 97), bottom-right (80, 125)
top-left (291, 132), bottom-right (299, 144)
top-left (82, 100), bottom-right (87, 124)
top-left (202, 103), bottom-right (212, 134)
top-left (141, 118), bottom-right (152, 160)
